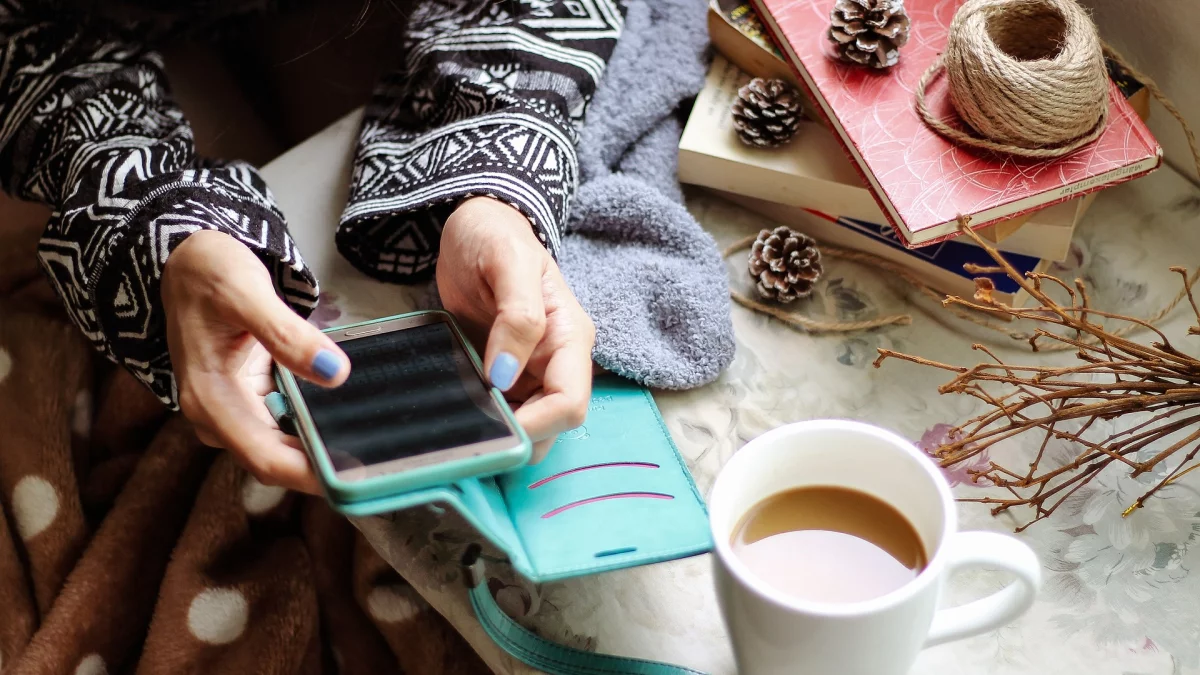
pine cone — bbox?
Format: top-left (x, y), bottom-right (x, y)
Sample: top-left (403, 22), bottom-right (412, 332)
top-left (731, 78), bottom-right (803, 148)
top-left (749, 226), bottom-right (823, 303)
top-left (829, 0), bottom-right (911, 69)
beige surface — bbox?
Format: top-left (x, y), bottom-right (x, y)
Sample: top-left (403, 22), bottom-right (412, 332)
top-left (263, 108), bottom-right (1200, 675)
top-left (1088, 0), bottom-right (1200, 183)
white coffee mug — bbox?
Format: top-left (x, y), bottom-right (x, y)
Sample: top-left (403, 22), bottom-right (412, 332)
top-left (710, 420), bottom-right (1042, 675)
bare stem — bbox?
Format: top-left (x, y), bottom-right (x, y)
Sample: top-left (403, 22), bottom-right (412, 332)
top-left (874, 223), bottom-right (1200, 531)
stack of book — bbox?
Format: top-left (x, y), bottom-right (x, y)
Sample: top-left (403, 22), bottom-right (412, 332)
top-left (682, 0), bottom-right (1158, 307)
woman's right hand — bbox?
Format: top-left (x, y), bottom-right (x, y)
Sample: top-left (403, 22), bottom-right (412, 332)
top-left (161, 230), bottom-right (349, 495)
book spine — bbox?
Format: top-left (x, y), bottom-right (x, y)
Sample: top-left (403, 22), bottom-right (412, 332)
top-left (707, 8), bottom-right (800, 88)
top-left (1119, 92), bottom-right (1165, 164)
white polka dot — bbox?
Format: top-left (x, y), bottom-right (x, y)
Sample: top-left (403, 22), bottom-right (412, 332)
top-left (72, 390), bottom-right (92, 439)
top-left (0, 348), bottom-right (10, 382)
top-left (241, 475), bottom-right (286, 515)
top-left (366, 585), bottom-right (424, 623)
top-left (187, 588), bottom-right (249, 645)
top-left (11, 475), bottom-right (59, 540)
top-left (75, 654), bottom-right (107, 675)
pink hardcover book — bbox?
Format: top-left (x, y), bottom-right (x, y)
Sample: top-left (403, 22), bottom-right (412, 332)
top-left (751, 0), bottom-right (1162, 247)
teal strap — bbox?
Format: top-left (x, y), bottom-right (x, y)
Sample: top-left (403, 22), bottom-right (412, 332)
top-left (463, 546), bottom-right (709, 675)
top-left (264, 392), bottom-right (291, 429)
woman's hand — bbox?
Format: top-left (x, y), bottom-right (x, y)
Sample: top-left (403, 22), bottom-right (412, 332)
top-left (437, 197), bottom-right (596, 458)
top-left (162, 230), bottom-right (349, 494)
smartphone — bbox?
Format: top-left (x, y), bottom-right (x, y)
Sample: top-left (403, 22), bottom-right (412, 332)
top-left (275, 311), bottom-right (531, 506)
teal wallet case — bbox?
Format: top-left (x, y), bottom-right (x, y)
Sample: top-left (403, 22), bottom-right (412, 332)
top-left (269, 373), bottom-right (714, 583)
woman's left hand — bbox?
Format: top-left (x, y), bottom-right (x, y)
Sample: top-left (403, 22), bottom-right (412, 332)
top-left (437, 197), bottom-right (596, 459)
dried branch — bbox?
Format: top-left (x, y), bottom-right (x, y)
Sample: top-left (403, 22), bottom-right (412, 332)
top-left (1172, 266), bottom-right (1200, 336)
top-left (876, 218), bottom-right (1200, 531)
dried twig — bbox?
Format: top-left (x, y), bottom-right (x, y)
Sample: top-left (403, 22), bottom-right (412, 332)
top-left (875, 218), bottom-right (1200, 531)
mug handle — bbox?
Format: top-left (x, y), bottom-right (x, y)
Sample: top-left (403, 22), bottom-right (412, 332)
top-left (924, 531), bottom-right (1042, 648)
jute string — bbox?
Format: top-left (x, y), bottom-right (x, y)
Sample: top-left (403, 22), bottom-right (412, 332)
top-left (915, 0), bottom-right (1200, 173)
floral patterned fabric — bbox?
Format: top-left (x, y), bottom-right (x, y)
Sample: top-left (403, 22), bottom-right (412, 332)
top-left (265, 113), bottom-right (1200, 674)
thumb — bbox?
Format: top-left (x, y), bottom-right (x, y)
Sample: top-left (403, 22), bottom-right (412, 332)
top-left (483, 255), bottom-right (547, 392)
top-left (231, 282), bottom-right (349, 387)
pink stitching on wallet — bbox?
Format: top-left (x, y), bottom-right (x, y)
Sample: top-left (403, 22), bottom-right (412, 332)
top-left (527, 463), bottom-right (659, 489)
top-left (540, 492), bottom-right (674, 519)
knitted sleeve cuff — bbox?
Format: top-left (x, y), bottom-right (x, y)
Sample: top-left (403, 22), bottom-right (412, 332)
top-left (337, 103), bottom-right (577, 283)
top-left (76, 164), bottom-right (318, 407)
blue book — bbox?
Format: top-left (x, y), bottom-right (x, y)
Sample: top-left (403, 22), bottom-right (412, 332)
top-left (719, 191), bottom-right (1048, 306)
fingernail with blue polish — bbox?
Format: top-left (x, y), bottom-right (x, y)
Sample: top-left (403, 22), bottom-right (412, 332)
top-left (490, 352), bottom-right (519, 391)
top-left (312, 349), bottom-right (342, 382)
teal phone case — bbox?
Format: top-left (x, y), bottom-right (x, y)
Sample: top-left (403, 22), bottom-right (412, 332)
top-left (269, 373), bottom-right (713, 583)
top-left (275, 311), bottom-right (532, 504)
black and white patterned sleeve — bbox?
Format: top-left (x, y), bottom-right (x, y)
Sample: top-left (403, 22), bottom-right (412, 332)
top-left (0, 6), bottom-right (318, 407)
top-left (339, 0), bottom-right (624, 282)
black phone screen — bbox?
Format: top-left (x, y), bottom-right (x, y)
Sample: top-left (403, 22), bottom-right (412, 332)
top-left (296, 322), bottom-right (512, 472)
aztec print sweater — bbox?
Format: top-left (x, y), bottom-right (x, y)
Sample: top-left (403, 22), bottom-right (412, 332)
top-left (0, 0), bottom-right (623, 406)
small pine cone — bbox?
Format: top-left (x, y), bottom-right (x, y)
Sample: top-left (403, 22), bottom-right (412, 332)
top-left (829, 0), bottom-right (911, 69)
top-left (731, 78), bottom-right (803, 148)
top-left (748, 226), bottom-right (823, 303)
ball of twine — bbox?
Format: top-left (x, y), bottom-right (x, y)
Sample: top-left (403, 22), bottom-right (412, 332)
top-left (916, 0), bottom-right (1110, 157)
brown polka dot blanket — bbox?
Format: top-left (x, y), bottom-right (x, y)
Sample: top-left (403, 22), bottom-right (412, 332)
top-left (0, 201), bottom-right (486, 675)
